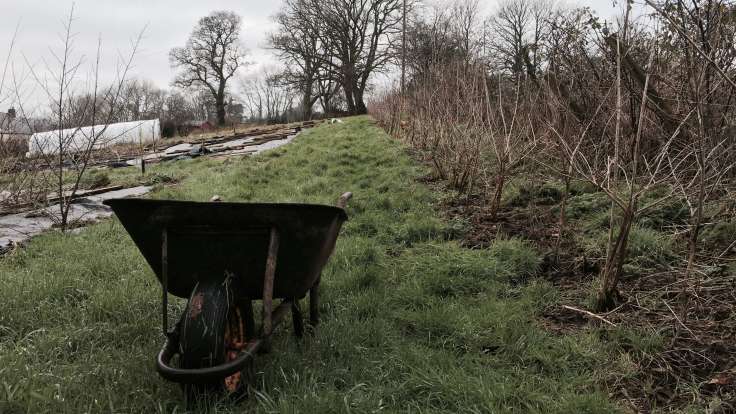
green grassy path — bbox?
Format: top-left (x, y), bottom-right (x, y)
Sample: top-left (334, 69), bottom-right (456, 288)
top-left (0, 116), bottom-right (619, 413)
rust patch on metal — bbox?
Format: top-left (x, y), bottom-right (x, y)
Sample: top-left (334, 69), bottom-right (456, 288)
top-left (224, 307), bottom-right (246, 392)
top-left (189, 293), bottom-right (204, 319)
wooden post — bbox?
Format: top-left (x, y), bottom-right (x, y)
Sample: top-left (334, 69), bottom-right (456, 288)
top-left (141, 158), bottom-right (146, 175)
top-left (262, 227), bottom-right (280, 345)
top-left (337, 192), bottom-right (353, 209)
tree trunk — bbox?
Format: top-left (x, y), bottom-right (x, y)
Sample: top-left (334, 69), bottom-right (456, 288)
top-left (354, 87), bottom-right (367, 115)
top-left (343, 85), bottom-right (356, 114)
top-left (596, 206), bottom-right (635, 311)
top-left (321, 94), bottom-right (332, 116)
top-left (343, 68), bottom-right (357, 114)
top-left (216, 102), bottom-right (226, 126)
top-left (302, 77), bottom-right (314, 121)
top-left (686, 125), bottom-right (707, 280)
top-left (686, 199), bottom-right (704, 280)
top-left (302, 93), bottom-right (313, 121)
top-left (216, 85), bottom-right (227, 126)
top-left (555, 175), bottom-right (571, 260)
top-left (489, 170), bottom-right (506, 221)
top-left (58, 132), bottom-right (67, 231)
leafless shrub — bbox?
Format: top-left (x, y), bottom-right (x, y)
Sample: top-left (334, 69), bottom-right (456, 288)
top-left (373, 0), bottom-right (736, 313)
top-left (369, 88), bottom-right (406, 138)
top-left (482, 74), bottom-right (539, 219)
top-left (541, 1), bottom-right (736, 310)
top-left (8, 6), bottom-right (143, 230)
top-left (373, 60), bottom-right (539, 213)
top-left (402, 62), bottom-right (489, 192)
top-left (649, 0), bottom-right (736, 282)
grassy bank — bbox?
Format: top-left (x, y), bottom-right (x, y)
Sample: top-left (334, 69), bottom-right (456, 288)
top-left (0, 116), bottom-right (620, 413)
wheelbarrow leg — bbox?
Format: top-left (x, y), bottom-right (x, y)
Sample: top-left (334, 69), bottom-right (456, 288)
top-left (242, 299), bottom-right (255, 340)
top-left (261, 227), bottom-right (280, 352)
top-left (291, 299), bottom-right (304, 338)
top-left (161, 228), bottom-right (169, 336)
top-left (309, 277), bottom-right (320, 327)
top-left (304, 192), bottom-right (350, 330)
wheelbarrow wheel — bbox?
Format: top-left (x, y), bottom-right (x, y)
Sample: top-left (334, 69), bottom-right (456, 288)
top-left (179, 278), bottom-right (250, 402)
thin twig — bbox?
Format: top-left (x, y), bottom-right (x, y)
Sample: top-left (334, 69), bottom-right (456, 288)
top-left (662, 300), bottom-right (698, 340)
top-left (562, 305), bottom-right (617, 326)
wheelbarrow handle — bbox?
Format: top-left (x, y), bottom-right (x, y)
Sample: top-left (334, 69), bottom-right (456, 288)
top-left (336, 192), bottom-right (353, 209)
top-left (157, 336), bottom-right (257, 384)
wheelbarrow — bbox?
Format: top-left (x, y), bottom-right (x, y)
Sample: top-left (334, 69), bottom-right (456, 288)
top-left (103, 192), bottom-right (352, 399)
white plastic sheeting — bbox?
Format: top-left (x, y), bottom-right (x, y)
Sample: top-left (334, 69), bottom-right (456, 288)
top-left (26, 119), bottom-right (160, 157)
top-left (0, 186), bottom-right (153, 251)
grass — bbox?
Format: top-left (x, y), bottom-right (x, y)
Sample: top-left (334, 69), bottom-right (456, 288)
top-left (580, 225), bottom-right (675, 276)
top-left (0, 116), bottom-right (621, 413)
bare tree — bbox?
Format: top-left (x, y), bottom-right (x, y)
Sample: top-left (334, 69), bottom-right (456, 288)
top-left (13, 6), bottom-right (143, 231)
top-left (404, 5), bottom-right (469, 80)
top-left (316, 75), bottom-right (342, 115)
top-left (0, 44), bottom-right (14, 133)
top-left (0, 24), bottom-right (24, 159)
top-left (270, 0), bottom-right (327, 120)
top-left (450, 0), bottom-right (483, 64)
top-left (240, 71), bottom-right (296, 123)
top-left (162, 92), bottom-right (197, 124)
top-left (486, 0), bottom-right (554, 76)
top-left (296, 0), bottom-right (405, 114)
top-left (119, 78), bottom-right (166, 122)
top-left (170, 11), bottom-right (247, 126)
top-left (557, 12), bottom-right (692, 310)
top-left (487, 0), bottom-right (531, 73)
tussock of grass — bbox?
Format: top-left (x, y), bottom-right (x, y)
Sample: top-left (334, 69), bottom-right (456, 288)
top-left (582, 225), bottom-right (674, 275)
top-left (637, 199), bottom-right (689, 230)
top-left (489, 238), bottom-right (541, 281)
top-left (0, 116), bottom-right (619, 413)
top-left (624, 227), bottom-right (675, 269)
top-left (700, 220), bottom-right (736, 250)
top-left (78, 170), bottom-right (111, 189)
top-left (564, 192), bottom-right (611, 222)
top-left (504, 181), bottom-right (565, 207)
top-left (607, 327), bottom-right (665, 355)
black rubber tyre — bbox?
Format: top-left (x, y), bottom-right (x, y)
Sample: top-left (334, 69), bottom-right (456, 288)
top-left (179, 277), bottom-right (248, 403)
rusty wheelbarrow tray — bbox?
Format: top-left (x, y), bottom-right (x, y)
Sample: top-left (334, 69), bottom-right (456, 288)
top-left (104, 192), bottom-right (352, 399)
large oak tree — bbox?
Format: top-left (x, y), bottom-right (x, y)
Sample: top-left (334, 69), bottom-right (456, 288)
top-left (170, 11), bottom-right (246, 125)
top-left (273, 0), bottom-right (404, 115)
top-left (270, 0), bottom-right (326, 120)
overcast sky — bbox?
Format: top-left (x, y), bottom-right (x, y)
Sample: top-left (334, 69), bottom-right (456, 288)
top-left (1, 0), bottom-right (624, 111)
